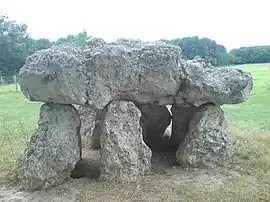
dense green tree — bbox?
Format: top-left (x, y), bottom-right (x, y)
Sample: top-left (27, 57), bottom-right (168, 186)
top-left (229, 46), bottom-right (270, 64)
top-left (27, 38), bottom-right (52, 54)
top-left (0, 14), bottom-right (90, 76)
top-left (163, 36), bottom-right (231, 66)
top-left (0, 14), bottom-right (29, 76)
top-left (53, 30), bottom-right (90, 47)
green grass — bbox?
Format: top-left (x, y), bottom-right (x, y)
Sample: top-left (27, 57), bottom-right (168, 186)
top-left (222, 63), bottom-right (270, 131)
top-left (0, 63), bottom-right (269, 201)
top-left (0, 85), bottom-right (41, 183)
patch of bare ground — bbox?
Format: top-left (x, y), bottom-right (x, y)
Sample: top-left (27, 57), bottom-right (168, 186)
top-left (0, 150), bottom-right (228, 202)
top-left (1, 127), bottom-right (270, 202)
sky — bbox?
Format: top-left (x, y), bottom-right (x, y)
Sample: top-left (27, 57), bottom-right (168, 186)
top-left (0, 0), bottom-right (269, 50)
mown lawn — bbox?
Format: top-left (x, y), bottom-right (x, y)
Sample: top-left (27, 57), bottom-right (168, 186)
top-left (222, 63), bottom-right (270, 131)
top-left (0, 85), bottom-right (41, 183)
top-left (0, 63), bottom-right (269, 201)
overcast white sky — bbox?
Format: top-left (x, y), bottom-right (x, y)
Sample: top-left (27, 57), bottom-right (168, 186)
top-left (0, 0), bottom-right (269, 50)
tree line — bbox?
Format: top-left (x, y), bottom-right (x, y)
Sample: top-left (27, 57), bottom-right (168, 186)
top-left (0, 14), bottom-right (90, 76)
top-left (163, 37), bottom-right (270, 66)
top-left (1, 14), bottom-right (270, 77)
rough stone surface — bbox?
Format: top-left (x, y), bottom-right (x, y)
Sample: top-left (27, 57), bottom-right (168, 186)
top-left (19, 38), bottom-right (253, 109)
top-left (81, 37), bottom-right (106, 52)
top-left (176, 104), bottom-right (232, 168)
top-left (90, 109), bottom-right (105, 149)
top-left (138, 104), bottom-right (172, 151)
top-left (178, 59), bottom-right (253, 106)
top-left (100, 101), bottom-right (152, 183)
top-left (75, 105), bottom-right (97, 148)
top-left (171, 104), bottom-right (199, 150)
top-left (85, 39), bottom-right (182, 109)
top-left (76, 105), bottom-right (97, 137)
top-left (18, 104), bottom-right (81, 191)
top-left (19, 47), bottom-right (88, 105)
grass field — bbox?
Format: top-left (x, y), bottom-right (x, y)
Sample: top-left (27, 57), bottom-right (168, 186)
top-left (0, 63), bottom-right (269, 201)
top-left (223, 63), bottom-right (270, 131)
top-left (0, 85), bottom-right (41, 183)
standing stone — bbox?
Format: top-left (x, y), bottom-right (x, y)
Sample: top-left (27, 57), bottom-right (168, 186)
top-left (18, 104), bottom-right (81, 191)
top-left (75, 105), bottom-right (98, 148)
top-left (171, 104), bottom-right (198, 150)
top-left (176, 104), bottom-right (232, 168)
top-left (138, 104), bottom-right (172, 151)
top-left (76, 105), bottom-right (97, 137)
top-left (90, 109), bottom-right (106, 149)
top-left (100, 101), bottom-right (152, 183)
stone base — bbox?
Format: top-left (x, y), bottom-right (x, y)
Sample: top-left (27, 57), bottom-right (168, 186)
top-left (18, 104), bottom-right (81, 191)
top-left (171, 104), bottom-right (199, 150)
top-left (176, 104), bottom-right (232, 168)
top-left (75, 105), bottom-right (98, 149)
top-left (99, 101), bottom-right (152, 183)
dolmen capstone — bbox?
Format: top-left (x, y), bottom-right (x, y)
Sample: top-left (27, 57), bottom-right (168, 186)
top-left (18, 38), bottom-right (253, 191)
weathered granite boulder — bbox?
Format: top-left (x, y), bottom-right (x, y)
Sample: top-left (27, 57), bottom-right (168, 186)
top-left (75, 105), bottom-right (98, 148)
top-left (171, 104), bottom-right (199, 150)
top-left (81, 37), bottom-right (106, 54)
top-left (176, 104), bottom-right (232, 168)
top-left (18, 104), bottom-right (81, 191)
top-left (85, 39), bottom-right (182, 109)
top-left (99, 100), bottom-right (152, 183)
top-left (90, 109), bottom-right (105, 149)
top-left (19, 38), bottom-right (253, 110)
top-left (19, 47), bottom-right (88, 105)
top-left (75, 105), bottom-right (97, 137)
top-left (138, 104), bottom-right (172, 152)
top-left (178, 59), bottom-right (253, 106)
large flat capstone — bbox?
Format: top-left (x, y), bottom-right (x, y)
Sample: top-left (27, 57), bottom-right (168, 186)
top-left (19, 38), bottom-right (253, 109)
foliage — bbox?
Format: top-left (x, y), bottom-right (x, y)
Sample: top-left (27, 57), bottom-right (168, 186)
top-left (163, 37), bottom-right (270, 66)
top-left (229, 46), bottom-right (270, 64)
top-left (0, 84), bottom-right (41, 183)
top-left (163, 36), bottom-right (232, 66)
top-left (26, 38), bottom-right (52, 54)
top-left (0, 14), bottom-right (90, 76)
top-left (0, 14), bottom-right (29, 76)
top-left (53, 30), bottom-right (90, 47)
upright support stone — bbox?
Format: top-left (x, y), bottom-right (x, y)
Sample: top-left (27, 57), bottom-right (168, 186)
top-left (76, 105), bottom-right (97, 138)
top-left (176, 104), bottom-right (232, 168)
top-left (90, 109), bottom-right (105, 149)
top-left (75, 105), bottom-right (99, 149)
top-left (18, 104), bottom-right (81, 191)
top-left (100, 101), bottom-right (152, 183)
top-left (171, 104), bottom-right (198, 150)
